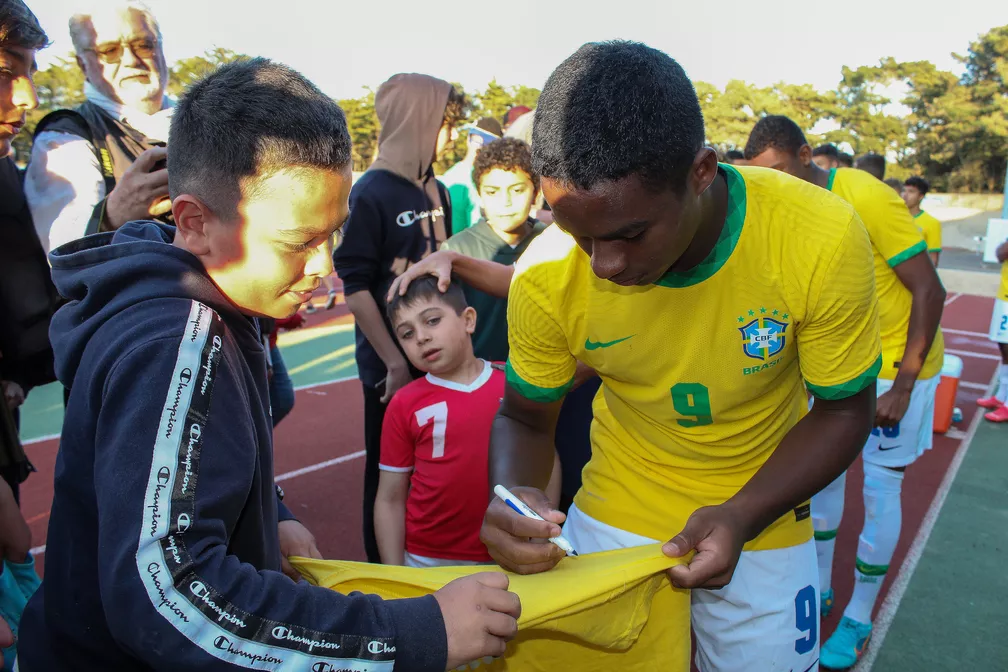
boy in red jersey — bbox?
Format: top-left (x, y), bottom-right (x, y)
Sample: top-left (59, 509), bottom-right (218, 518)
top-left (375, 276), bottom-right (505, 567)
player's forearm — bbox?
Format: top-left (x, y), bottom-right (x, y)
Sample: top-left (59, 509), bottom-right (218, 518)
top-left (449, 251), bottom-right (515, 299)
top-left (489, 414), bottom-right (558, 494)
top-left (895, 275), bottom-right (946, 388)
top-left (345, 291), bottom-right (408, 372)
top-left (725, 386), bottom-right (875, 543)
top-left (374, 498), bottom-right (406, 565)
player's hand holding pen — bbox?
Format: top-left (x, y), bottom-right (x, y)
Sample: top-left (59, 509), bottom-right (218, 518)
top-left (480, 486), bottom-right (575, 575)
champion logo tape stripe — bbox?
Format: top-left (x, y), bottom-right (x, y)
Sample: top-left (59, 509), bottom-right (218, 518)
top-left (136, 301), bottom-right (395, 670)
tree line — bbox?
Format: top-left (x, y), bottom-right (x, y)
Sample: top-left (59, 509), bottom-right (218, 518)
top-left (22, 25), bottom-right (1007, 192)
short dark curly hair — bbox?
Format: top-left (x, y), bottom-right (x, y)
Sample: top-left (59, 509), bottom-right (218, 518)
top-left (472, 137), bottom-right (538, 192)
top-left (744, 115), bottom-right (807, 160)
top-left (532, 40), bottom-right (704, 193)
top-left (904, 175), bottom-right (930, 195)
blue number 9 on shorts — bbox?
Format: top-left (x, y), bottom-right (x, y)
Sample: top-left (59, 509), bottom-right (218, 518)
top-left (794, 584), bottom-right (817, 654)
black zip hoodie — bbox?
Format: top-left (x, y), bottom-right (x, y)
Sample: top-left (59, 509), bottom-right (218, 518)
top-left (17, 221), bottom-right (447, 671)
top-left (333, 74), bottom-right (453, 388)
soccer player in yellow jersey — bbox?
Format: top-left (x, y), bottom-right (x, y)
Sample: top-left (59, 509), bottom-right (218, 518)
top-left (745, 115), bottom-right (946, 670)
top-left (902, 176), bottom-right (943, 266)
top-left (977, 239), bottom-right (1008, 422)
top-left (394, 43), bottom-right (883, 672)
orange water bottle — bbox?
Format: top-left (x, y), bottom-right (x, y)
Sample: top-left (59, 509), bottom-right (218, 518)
top-left (933, 354), bottom-right (963, 434)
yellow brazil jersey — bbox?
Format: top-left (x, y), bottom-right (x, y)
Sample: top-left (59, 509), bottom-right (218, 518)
top-left (293, 544), bottom-right (690, 671)
top-left (506, 164), bottom-right (882, 552)
top-left (827, 168), bottom-right (945, 381)
top-left (999, 256), bottom-right (1008, 302)
top-left (914, 210), bottom-right (943, 254)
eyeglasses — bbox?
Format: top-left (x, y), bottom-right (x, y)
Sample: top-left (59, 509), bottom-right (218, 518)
top-left (86, 38), bottom-right (158, 65)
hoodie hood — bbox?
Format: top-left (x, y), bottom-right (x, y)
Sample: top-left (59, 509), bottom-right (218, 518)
top-left (370, 73), bottom-right (452, 185)
top-left (48, 221), bottom-right (260, 387)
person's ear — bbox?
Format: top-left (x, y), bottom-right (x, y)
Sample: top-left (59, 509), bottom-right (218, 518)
top-left (463, 306), bottom-right (477, 334)
top-left (172, 195), bottom-right (214, 256)
top-left (688, 147), bottom-right (720, 197)
top-left (798, 144), bottom-right (813, 166)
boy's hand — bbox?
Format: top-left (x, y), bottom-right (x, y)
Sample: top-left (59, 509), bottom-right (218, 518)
top-left (2, 380), bottom-right (25, 410)
top-left (434, 572), bottom-right (521, 670)
top-left (278, 520), bottom-right (322, 581)
top-left (380, 361), bottom-right (412, 404)
top-left (386, 250), bottom-right (458, 303)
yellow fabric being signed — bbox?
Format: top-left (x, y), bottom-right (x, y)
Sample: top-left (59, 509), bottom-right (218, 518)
top-left (292, 544), bottom-right (690, 671)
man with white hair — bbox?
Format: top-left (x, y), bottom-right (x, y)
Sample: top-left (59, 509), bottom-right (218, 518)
top-left (25, 1), bottom-right (173, 253)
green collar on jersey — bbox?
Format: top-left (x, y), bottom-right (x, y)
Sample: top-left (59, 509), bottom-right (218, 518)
top-left (826, 167), bottom-right (837, 191)
top-left (655, 163), bottom-right (746, 288)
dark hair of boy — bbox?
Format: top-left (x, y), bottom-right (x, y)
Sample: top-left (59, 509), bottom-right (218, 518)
top-left (743, 115), bottom-right (807, 160)
top-left (472, 137), bottom-right (539, 193)
top-left (532, 40), bottom-right (704, 193)
top-left (855, 153), bottom-right (886, 181)
top-left (724, 149), bottom-right (744, 164)
top-left (0, 0), bottom-right (49, 50)
top-left (812, 144), bottom-right (838, 159)
top-left (838, 152), bottom-right (854, 167)
top-left (903, 175), bottom-right (929, 195)
top-left (169, 57), bottom-right (352, 217)
top-left (387, 274), bottom-right (468, 324)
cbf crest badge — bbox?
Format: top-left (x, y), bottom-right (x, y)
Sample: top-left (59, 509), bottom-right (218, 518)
top-left (738, 308), bottom-right (789, 361)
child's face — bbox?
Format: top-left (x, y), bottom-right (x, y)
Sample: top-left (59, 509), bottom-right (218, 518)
top-left (901, 185), bottom-right (923, 209)
top-left (0, 46), bottom-right (40, 158)
top-left (392, 297), bottom-right (477, 376)
top-left (478, 168), bottom-right (537, 234)
top-left (196, 165), bottom-right (351, 319)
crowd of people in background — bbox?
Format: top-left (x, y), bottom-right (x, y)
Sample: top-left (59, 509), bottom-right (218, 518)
top-left (3, 1), bottom-right (1008, 671)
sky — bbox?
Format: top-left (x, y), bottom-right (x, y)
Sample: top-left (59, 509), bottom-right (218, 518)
top-left (33, 0), bottom-right (1008, 101)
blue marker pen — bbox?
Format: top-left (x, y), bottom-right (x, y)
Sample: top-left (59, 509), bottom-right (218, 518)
top-left (493, 485), bottom-right (578, 557)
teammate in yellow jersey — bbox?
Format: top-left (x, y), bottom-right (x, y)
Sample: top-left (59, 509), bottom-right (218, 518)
top-left (745, 116), bottom-right (946, 670)
top-left (901, 176), bottom-right (943, 266)
top-left (392, 41), bottom-right (881, 672)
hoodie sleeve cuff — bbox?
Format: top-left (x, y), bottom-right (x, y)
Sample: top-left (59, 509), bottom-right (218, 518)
top-left (386, 594), bottom-right (447, 672)
top-left (276, 486), bottom-right (297, 522)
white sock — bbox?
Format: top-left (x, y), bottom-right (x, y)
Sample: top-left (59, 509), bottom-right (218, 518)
top-left (812, 471), bottom-right (846, 594)
top-left (995, 364), bottom-right (1008, 403)
top-left (845, 463), bottom-right (903, 625)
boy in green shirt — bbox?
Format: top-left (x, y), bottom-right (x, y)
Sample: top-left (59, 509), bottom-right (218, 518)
top-left (442, 138), bottom-right (546, 362)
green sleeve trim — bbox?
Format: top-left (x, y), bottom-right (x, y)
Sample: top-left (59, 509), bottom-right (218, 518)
top-left (814, 529), bottom-right (838, 541)
top-left (887, 240), bottom-right (927, 268)
top-left (826, 168), bottom-right (837, 191)
top-left (505, 360), bottom-right (574, 403)
top-left (928, 247), bottom-right (942, 253)
top-left (806, 354), bottom-right (882, 401)
top-left (856, 558), bottom-right (889, 576)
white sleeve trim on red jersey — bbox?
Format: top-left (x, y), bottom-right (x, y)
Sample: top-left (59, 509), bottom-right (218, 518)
top-left (424, 360), bottom-right (493, 393)
top-left (378, 464), bottom-right (414, 473)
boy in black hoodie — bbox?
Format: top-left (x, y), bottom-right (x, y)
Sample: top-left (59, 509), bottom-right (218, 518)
top-left (333, 73), bottom-right (465, 563)
top-left (18, 58), bottom-right (519, 672)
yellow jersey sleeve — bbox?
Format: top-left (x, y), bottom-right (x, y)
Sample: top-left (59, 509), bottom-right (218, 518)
top-left (915, 211), bottom-right (943, 252)
top-left (797, 212), bottom-right (883, 399)
top-left (844, 173), bottom-right (928, 268)
top-left (505, 228), bottom-right (578, 402)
